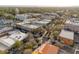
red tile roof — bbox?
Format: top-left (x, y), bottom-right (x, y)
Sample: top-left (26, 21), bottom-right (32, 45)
top-left (34, 42), bottom-right (59, 54)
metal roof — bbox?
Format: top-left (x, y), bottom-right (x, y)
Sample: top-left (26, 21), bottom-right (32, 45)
top-left (0, 30), bottom-right (28, 51)
top-left (0, 36), bottom-right (15, 47)
top-left (59, 29), bottom-right (74, 40)
top-left (8, 30), bottom-right (20, 35)
top-left (0, 27), bottom-right (13, 34)
top-left (9, 31), bottom-right (28, 41)
top-left (22, 24), bottom-right (41, 29)
top-left (0, 43), bottom-right (9, 51)
top-left (16, 18), bottom-right (51, 30)
top-left (0, 19), bottom-right (13, 24)
top-left (32, 19), bottom-right (51, 25)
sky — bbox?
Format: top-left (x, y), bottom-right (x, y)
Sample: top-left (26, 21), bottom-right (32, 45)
top-left (0, 0), bottom-right (79, 7)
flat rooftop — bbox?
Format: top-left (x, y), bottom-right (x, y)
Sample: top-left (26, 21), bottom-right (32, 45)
top-left (21, 24), bottom-right (41, 29)
top-left (59, 29), bottom-right (74, 40)
top-left (0, 36), bottom-right (15, 47)
top-left (0, 30), bottom-right (28, 51)
top-left (0, 27), bottom-right (13, 34)
top-left (16, 18), bottom-right (51, 30)
top-left (32, 19), bottom-right (51, 25)
top-left (9, 31), bottom-right (28, 41)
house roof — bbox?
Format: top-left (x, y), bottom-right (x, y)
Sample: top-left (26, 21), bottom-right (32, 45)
top-left (33, 42), bottom-right (59, 54)
top-left (59, 29), bottom-right (74, 40)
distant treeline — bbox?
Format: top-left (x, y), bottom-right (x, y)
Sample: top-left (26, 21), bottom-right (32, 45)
top-left (0, 7), bottom-right (79, 17)
top-left (0, 7), bottom-right (66, 15)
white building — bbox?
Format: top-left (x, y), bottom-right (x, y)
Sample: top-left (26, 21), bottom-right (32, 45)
top-left (0, 30), bottom-right (28, 51)
top-left (0, 36), bottom-right (15, 51)
top-left (59, 29), bottom-right (74, 45)
top-left (17, 23), bottom-right (41, 31)
top-left (15, 14), bottom-right (29, 21)
top-left (0, 27), bottom-right (13, 34)
top-left (32, 19), bottom-right (51, 25)
top-left (9, 31), bottom-right (28, 41)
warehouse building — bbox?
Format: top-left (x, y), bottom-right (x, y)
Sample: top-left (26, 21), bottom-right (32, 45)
top-left (0, 36), bottom-right (15, 51)
top-left (32, 19), bottom-right (51, 25)
top-left (0, 27), bottom-right (13, 34)
top-left (16, 23), bottom-right (42, 31)
top-left (0, 27), bottom-right (13, 37)
top-left (16, 18), bottom-right (52, 31)
top-left (0, 30), bottom-right (28, 51)
top-left (59, 29), bottom-right (74, 45)
top-left (9, 31), bottom-right (28, 41)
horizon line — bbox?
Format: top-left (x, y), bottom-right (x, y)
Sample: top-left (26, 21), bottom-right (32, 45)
top-left (0, 5), bottom-right (79, 7)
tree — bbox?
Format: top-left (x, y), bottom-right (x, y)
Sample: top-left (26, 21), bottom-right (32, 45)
top-left (13, 40), bottom-right (23, 48)
top-left (5, 15), bottom-right (15, 19)
top-left (0, 50), bottom-right (7, 54)
top-left (53, 31), bottom-right (59, 38)
top-left (24, 42), bottom-right (34, 49)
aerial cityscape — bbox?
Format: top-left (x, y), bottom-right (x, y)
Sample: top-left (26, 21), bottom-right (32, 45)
top-left (0, 7), bottom-right (79, 54)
